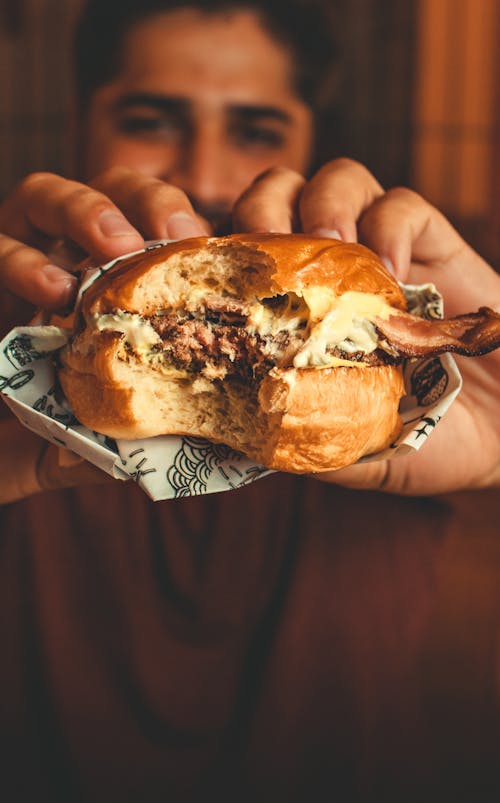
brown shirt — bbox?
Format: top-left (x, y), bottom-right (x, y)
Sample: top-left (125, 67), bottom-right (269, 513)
top-left (2, 471), bottom-right (500, 802)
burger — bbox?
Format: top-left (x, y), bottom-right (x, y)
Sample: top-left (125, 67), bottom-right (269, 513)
top-left (58, 234), bottom-right (500, 473)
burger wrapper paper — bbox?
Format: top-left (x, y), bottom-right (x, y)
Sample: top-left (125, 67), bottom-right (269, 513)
top-left (0, 245), bottom-right (462, 501)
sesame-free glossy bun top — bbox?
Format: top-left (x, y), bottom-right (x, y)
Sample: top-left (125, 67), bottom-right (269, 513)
top-left (81, 233), bottom-right (407, 317)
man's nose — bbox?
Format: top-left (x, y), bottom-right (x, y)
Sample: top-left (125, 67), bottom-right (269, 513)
top-left (166, 129), bottom-right (234, 208)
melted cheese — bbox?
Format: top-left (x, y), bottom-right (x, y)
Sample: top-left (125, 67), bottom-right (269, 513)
top-left (300, 286), bottom-right (338, 320)
top-left (94, 311), bottom-right (161, 353)
top-left (306, 354), bottom-right (369, 369)
top-left (248, 289), bottom-right (392, 369)
top-left (247, 298), bottom-right (306, 336)
top-left (293, 291), bottom-right (390, 368)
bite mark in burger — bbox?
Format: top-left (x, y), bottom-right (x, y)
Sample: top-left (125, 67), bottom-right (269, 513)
top-left (58, 234), bottom-right (500, 473)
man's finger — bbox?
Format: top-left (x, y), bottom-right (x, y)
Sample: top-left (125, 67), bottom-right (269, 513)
top-left (0, 234), bottom-right (78, 310)
top-left (1, 172), bottom-right (145, 261)
top-left (90, 167), bottom-right (209, 240)
top-left (232, 166), bottom-right (305, 233)
top-left (358, 187), bottom-right (465, 280)
top-left (357, 188), bottom-right (500, 313)
top-left (37, 444), bottom-right (116, 492)
top-left (299, 158), bottom-right (385, 242)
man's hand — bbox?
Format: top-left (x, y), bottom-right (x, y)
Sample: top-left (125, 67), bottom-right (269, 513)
top-left (233, 158), bottom-right (500, 494)
top-left (0, 168), bottom-right (208, 501)
top-left (0, 417), bottom-right (114, 504)
top-left (0, 167), bottom-right (208, 311)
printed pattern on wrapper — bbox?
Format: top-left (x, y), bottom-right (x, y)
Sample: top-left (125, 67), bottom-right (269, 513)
top-left (166, 437), bottom-right (271, 496)
top-left (0, 248), bottom-right (462, 501)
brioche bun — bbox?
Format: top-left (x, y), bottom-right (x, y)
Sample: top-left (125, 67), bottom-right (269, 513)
top-left (59, 234), bottom-right (406, 473)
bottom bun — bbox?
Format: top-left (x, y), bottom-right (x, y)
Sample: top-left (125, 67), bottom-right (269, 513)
top-left (59, 337), bottom-right (404, 473)
top-left (257, 364), bottom-right (404, 472)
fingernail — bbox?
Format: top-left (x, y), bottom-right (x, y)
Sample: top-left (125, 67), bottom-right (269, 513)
top-left (311, 227), bottom-right (343, 241)
top-left (166, 212), bottom-right (206, 240)
top-left (42, 265), bottom-right (78, 304)
top-left (98, 210), bottom-right (139, 238)
top-left (381, 256), bottom-right (396, 275)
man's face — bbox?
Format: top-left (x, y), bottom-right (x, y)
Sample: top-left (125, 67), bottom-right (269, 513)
top-left (81, 8), bottom-right (314, 233)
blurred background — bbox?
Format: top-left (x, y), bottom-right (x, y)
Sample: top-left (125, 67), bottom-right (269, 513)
top-left (0, 0), bottom-right (498, 267)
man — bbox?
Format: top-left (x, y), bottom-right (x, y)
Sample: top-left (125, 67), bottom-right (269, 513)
top-left (0, 1), bottom-right (499, 801)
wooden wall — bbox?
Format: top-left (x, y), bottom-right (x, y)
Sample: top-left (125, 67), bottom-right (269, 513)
top-left (333, 0), bottom-right (418, 189)
top-left (411, 0), bottom-right (500, 267)
top-left (0, 0), bottom-right (82, 195)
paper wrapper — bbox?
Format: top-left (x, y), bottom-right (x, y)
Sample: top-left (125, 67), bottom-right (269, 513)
top-left (0, 246), bottom-right (461, 500)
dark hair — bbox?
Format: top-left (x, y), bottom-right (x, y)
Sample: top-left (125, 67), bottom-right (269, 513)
top-left (74, 0), bottom-right (341, 166)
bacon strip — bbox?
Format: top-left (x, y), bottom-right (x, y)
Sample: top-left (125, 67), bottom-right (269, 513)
top-left (374, 306), bottom-right (500, 358)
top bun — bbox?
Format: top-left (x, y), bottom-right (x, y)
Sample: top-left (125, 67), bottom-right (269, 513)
top-left (81, 233), bottom-right (407, 319)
